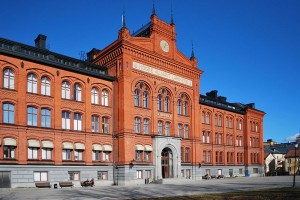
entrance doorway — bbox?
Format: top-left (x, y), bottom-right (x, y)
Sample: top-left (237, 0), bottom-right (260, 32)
top-left (161, 148), bottom-right (173, 178)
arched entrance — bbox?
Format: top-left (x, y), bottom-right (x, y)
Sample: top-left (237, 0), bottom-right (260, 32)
top-left (161, 148), bottom-right (173, 178)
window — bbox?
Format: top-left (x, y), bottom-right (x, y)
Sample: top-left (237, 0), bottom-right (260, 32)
top-left (202, 112), bottom-right (205, 123)
top-left (3, 68), bottom-right (14, 89)
top-left (28, 147), bottom-right (38, 159)
top-left (91, 87), bottom-right (99, 104)
top-left (143, 119), bottom-right (149, 134)
top-left (42, 148), bottom-right (51, 160)
top-left (134, 117), bottom-right (141, 133)
top-left (158, 121), bottom-right (163, 135)
top-left (27, 73), bottom-right (37, 93)
top-left (239, 168), bottom-right (243, 174)
top-left (164, 97), bottom-right (170, 112)
top-left (207, 151), bottom-right (211, 163)
top-left (103, 151), bottom-right (110, 161)
top-left (181, 170), bottom-right (184, 177)
top-left (62, 111), bottom-right (70, 129)
top-left (102, 90), bottom-right (109, 106)
top-left (4, 146), bottom-right (15, 159)
top-left (236, 119), bottom-right (242, 130)
top-left (143, 91), bottom-right (148, 108)
top-left (97, 171), bottom-right (108, 180)
top-left (92, 150), bottom-right (100, 161)
top-left (41, 77), bottom-right (51, 96)
top-left (68, 171), bottom-right (80, 181)
top-left (102, 117), bottom-right (109, 133)
top-left (74, 150), bottom-right (83, 161)
top-left (177, 100), bottom-right (182, 115)
top-left (41, 109), bottom-right (51, 128)
top-left (183, 101), bottom-right (188, 115)
top-left (203, 151), bottom-right (206, 163)
top-left (157, 95), bottom-right (162, 111)
top-left (215, 114), bottom-right (222, 126)
top-left (136, 150), bottom-right (142, 161)
top-left (34, 172), bottom-right (48, 182)
top-left (144, 151), bottom-right (150, 161)
top-left (62, 149), bottom-right (72, 160)
top-left (253, 168), bottom-right (258, 174)
top-left (92, 115), bottom-right (99, 133)
top-left (74, 113), bottom-right (82, 131)
top-left (206, 113), bottom-right (210, 124)
top-left (136, 170), bottom-right (143, 179)
top-left (62, 81), bottom-right (70, 99)
top-left (165, 122), bottom-right (170, 136)
top-left (74, 83), bottom-right (82, 101)
top-left (185, 148), bottom-right (190, 162)
top-left (181, 147), bottom-right (184, 162)
top-left (27, 107), bottom-right (38, 126)
top-left (178, 124), bottom-right (183, 137)
top-left (145, 170), bottom-right (151, 179)
top-left (184, 125), bottom-right (189, 138)
top-left (3, 103), bottom-right (14, 124)
top-left (186, 169), bottom-right (191, 178)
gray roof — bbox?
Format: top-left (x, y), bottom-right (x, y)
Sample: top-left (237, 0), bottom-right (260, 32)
top-left (264, 143), bottom-right (297, 154)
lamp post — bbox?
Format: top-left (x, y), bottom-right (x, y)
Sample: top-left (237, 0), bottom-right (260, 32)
top-left (293, 143), bottom-right (298, 187)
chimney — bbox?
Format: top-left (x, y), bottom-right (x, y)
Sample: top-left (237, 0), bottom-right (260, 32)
top-left (34, 34), bottom-right (47, 49)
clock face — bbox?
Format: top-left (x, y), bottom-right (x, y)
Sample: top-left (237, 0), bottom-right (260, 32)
top-left (160, 40), bottom-right (169, 52)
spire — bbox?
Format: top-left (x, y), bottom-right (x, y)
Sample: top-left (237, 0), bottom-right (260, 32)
top-left (152, 0), bottom-right (156, 16)
top-left (170, 0), bottom-right (174, 25)
top-left (190, 41), bottom-right (195, 59)
top-left (122, 6), bottom-right (126, 28)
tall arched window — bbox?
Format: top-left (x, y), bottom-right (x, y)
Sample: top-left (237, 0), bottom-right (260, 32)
top-left (3, 68), bottom-right (15, 89)
top-left (143, 118), bottom-right (149, 134)
top-left (134, 89), bottom-right (139, 106)
top-left (62, 81), bottom-right (70, 99)
top-left (41, 108), bottom-right (51, 128)
top-left (27, 106), bottom-right (38, 126)
top-left (183, 101), bottom-right (188, 115)
top-left (177, 93), bottom-right (189, 116)
top-left (102, 90), bottom-right (109, 106)
top-left (74, 83), bottom-right (82, 101)
top-left (143, 92), bottom-right (148, 108)
top-left (165, 122), bottom-right (170, 136)
top-left (177, 100), bottom-right (182, 115)
top-left (157, 87), bottom-right (171, 112)
top-left (134, 117), bottom-right (141, 133)
top-left (134, 82), bottom-right (150, 108)
top-left (178, 124), bottom-right (183, 137)
top-left (184, 125), bottom-right (189, 138)
top-left (91, 87), bottom-right (99, 104)
top-left (91, 115), bottom-right (99, 133)
top-left (27, 73), bottom-right (37, 93)
top-left (206, 113), bottom-right (210, 124)
top-left (41, 76), bottom-right (51, 96)
top-left (158, 121), bottom-right (163, 135)
top-left (74, 113), bottom-right (82, 131)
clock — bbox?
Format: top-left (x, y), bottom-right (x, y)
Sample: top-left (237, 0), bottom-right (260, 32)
top-left (160, 40), bottom-right (169, 52)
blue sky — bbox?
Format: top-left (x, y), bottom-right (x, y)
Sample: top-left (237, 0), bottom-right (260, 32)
top-left (1, 0), bottom-right (299, 143)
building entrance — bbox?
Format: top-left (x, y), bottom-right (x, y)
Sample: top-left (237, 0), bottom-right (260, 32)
top-left (161, 148), bottom-right (173, 178)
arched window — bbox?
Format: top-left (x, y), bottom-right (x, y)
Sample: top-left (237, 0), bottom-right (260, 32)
top-left (91, 87), bottom-right (99, 104)
top-left (158, 121), bottom-right (163, 135)
top-left (178, 124), bottom-right (183, 137)
top-left (143, 91), bottom-right (148, 108)
top-left (27, 106), bottom-right (37, 126)
top-left (27, 73), bottom-right (37, 93)
top-left (134, 89), bottom-right (139, 106)
top-left (3, 68), bottom-right (15, 89)
top-left (134, 117), bottom-right (141, 133)
top-left (102, 90), bottom-right (109, 106)
top-left (157, 87), bottom-right (171, 112)
top-left (74, 83), bottom-right (82, 101)
top-left (62, 111), bottom-right (70, 129)
top-left (157, 95), bottom-right (162, 111)
top-left (165, 122), bottom-right (170, 136)
top-left (178, 93), bottom-right (189, 116)
top-left (206, 113), bottom-right (210, 124)
top-left (183, 101), bottom-right (188, 115)
top-left (201, 112), bottom-right (205, 123)
top-left (62, 81), bottom-right (70, 99)
top-left (3, 103), bottom-right (14, 124)
top-left (41, 76), bottom-right (51, 96)
top-left (74, 113), bottom-right (82, 131)
top-left (102, 117), bottom-right (109, 133)
top-left (41, 108), bottom-right (51, 128)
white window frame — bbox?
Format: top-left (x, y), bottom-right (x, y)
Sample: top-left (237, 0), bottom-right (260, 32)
top-left (41, 76), bottom-right (51, 96)
top-left (3, 68), bottom-right (15, 89)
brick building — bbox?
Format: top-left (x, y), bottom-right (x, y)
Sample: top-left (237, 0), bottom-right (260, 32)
top-left (0, 12), bottom-right (265, 188)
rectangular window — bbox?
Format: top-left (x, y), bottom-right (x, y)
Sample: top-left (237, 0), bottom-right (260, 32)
top-left (178, 124), bottom-right (182, 137)
top-left (253, 168), bottom-right (258, 174)
top-left (144, 151), bottom-right (150, 161)
top-left (92, 150), bottom-right (100, 161)
top-left (41, 109), bottom-right (51, 128)
top-left (203, 151), bottom-right (206, 163)
top-left (62, 149), bottom-right (72, 160)
top-left (103, 151), bottom-right (110, 161)
top-left (165, 122), bottom-right (170, 136)
top-left (158, 121), bottom-right (163, 135)
top-left (207, 151), bottom-right (211, 163)
top-left (3, 146), bottom-right (15, 159)
top-left (27, 107), bottom-right (38, 126)
top-left (185, 148), bottom-right (190, 162)
top-left (186, 169), bottom-right (191, 178)
top-left (74, 113), bottom-right (82, 131)
top-left (62, 111), bottom-right (70, 129)
top-left (3, 103), bottom-right (15, 124)
top-left (92, 115), bottom-right (99, 132)
top-left (239, 168), bottom-right (243, 174)
top-left (136, 170), bottom-right (143, 179)
top-left (136, 150), bottom-right (142, 161)
top-left (102, 117), bottom-right (109, 133)
top-left (34, 172), bottom-right (48, 182)
top-left (74, 150), bottom-right (83, 161)
top-left (97, 171), bottom-right (108, 180)
top-left (68, 171), bottom-right (80, 181)
top-left (145, 170), bottom-right (151, 179)
top-left (143, 119), bottom-right (149, 134)
top-left (134, 117), bottom-right (141, 133)
top-left (42, 148), bottom-right (52, 160)
top-left (28, 147), bottom-right (38, 159)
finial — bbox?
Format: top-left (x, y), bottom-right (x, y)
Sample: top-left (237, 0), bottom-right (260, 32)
top-left (190, 41), bottom-right (195, 59)
top-left (152, 0), bottom-right (156, 16)
top-left (122, 5), bottom-right (126, 28)
top-left (170, 0), bottom-right (174, 25)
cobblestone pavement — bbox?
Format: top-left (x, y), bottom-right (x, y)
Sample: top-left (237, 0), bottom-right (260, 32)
top-left (0, 176), bottom-right (299, 200)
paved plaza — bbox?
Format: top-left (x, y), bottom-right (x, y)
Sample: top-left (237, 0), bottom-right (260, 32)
top-left (0, 176), bottom-right (299, 200)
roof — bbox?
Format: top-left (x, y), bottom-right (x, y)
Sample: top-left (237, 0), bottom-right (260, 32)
top-left (285, 149), bottom-right (300, 158)
top-left (0, 37), bottom-right (115, 82)
top-left (264, 143), bottom-right (297, 154)
top-left (132, 22), bottom-right (151, 37)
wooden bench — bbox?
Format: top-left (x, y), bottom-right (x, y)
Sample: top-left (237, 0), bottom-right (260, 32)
top-left (59, 181), bottom-right (73, 188)
top-left (35, 181), bottom-right (51, 188)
